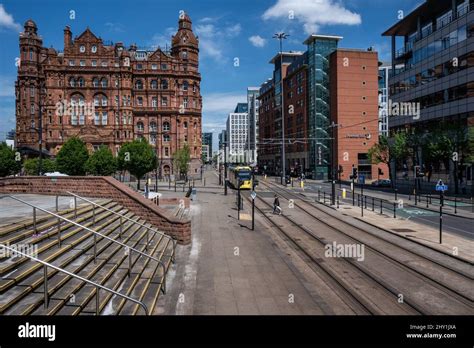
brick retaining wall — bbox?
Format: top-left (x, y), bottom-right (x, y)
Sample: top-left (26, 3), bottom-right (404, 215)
top-left (0, 176), bottom-right (191, 244)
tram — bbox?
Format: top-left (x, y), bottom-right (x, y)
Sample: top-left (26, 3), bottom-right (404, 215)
top-left (228, 165), bottom-right (253, 190)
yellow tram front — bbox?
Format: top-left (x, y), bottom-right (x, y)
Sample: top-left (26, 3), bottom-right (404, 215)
top-left (229, 166), bottom-right (253, 190)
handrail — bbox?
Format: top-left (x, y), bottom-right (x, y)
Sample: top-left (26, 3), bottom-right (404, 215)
top-left (65, 191), bottom-right (176, 263)
top-left (0, 243), bottom-right (148, 315)
top-left (2, 195), bottom-right (168, 292)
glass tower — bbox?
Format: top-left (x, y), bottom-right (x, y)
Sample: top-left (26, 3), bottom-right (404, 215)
top-left (305, 35), bottom-right (341, 180)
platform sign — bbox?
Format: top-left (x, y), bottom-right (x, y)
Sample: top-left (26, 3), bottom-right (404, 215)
top-left (250, 191), bottom-right (257, 200)
top-left (436, 180), bottom-right (448, 192)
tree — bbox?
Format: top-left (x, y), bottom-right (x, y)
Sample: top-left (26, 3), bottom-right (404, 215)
top-left (117, 138), bottom-right (156, 190)
top-left (24, 158), bottom-right (56, 175)
top-left (0, 142), bottom-right (21, 177)
top-left (173, 143), bottom-right (191, 180)
top-left (368, 133), bottom-right (409, 186)
top-left (85, 145), bottom-right (117, 176)
top-left (56, 137), bottom-right (89, 175)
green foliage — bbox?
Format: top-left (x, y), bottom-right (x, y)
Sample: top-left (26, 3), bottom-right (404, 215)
top-left (173, 143), bottom-right (191, 179)
top-left (466, 126), bottom-right (474, 165)
top-left (117, 138), bottom-right (156, 189)
top-left (85, 145), bottom-right (117, 176)
top-left (368, 133), bottom-right (408, 166)
top-left (0, 142), bottom-right (21, 177)
top-left (23, 158), bottom-right (56, 175)
top-left (56, 137), bottom-right (89, 175)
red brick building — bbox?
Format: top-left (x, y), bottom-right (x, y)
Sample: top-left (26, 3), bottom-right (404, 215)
top-left (329, 49), bottom-right (388, 181)
top-left (15, 14), bottom-right (202, 177)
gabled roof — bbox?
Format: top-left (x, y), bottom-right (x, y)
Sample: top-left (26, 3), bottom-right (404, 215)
top-left (75, 27), bottom-right (101, 42)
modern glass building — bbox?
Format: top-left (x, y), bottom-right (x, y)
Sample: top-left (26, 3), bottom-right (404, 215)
top-left (202, 132), bottom-right (213, 158)
top-left (382, 0), bottom-right (474, 192)
top-left (247, 87), bottom-right (260, 163)
top-left (304, 35), bottom-right (341, 180)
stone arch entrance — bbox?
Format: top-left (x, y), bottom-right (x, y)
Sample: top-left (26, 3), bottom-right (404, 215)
top-left (163, 165), bottom-right (171, 176)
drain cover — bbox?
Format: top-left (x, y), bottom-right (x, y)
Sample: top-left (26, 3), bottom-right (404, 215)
top-left (392, 228), bottom-right (416, 233)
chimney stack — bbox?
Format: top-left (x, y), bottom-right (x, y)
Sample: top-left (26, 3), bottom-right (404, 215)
top-left (64, 26), bottom-right (72, 49)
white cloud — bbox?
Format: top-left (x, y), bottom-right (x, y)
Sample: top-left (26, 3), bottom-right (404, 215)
top-left (202, 92), bottom-right (247, 114)
top-left (225, 23), bottom-right (241, 37)
top-left (149, 27), bottom-right (176, 50)
top-left (105, 22), bottom-right (125, 33)
top-left (249, 35), bottom-right (267, 48)
top-left (262, 0), bottom-right (361, 34)
top-left (0, 4), bottom-right (21, 31)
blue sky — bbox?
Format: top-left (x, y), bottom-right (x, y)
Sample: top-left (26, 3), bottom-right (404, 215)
top-left (0, 0), bottom-right (422, 148)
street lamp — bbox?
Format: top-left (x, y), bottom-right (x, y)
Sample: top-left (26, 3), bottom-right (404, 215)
top-left (273, 32), bottom-right (289, 186)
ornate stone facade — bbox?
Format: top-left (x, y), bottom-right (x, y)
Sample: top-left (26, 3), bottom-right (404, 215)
top-left (15, 14), bottom-right (202, 177)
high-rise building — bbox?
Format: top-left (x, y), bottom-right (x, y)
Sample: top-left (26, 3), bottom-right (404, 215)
top-left (378, 62), bottom-right (405, 138)
top-left (247, 87), bottom-right (259, 164)
top-left (382, 0), bottom-right (473, 187)
top-left (226, 104), bottom-right (249, 163)
top-left (15, 14), bottom-right (202, 177)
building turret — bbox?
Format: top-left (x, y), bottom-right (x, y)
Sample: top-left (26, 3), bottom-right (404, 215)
top-left (171, 12), bottom-right (199, 67)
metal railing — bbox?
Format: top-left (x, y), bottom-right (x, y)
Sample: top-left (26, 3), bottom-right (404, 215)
top-left (2, 195), bottom-right (169, 293)
top-left (65, 191), bottom-right (176, 263)
top-left (0, 243), bottom-right (148, 315)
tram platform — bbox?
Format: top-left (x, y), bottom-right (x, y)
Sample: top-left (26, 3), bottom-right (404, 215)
top-left (153, 169), bottom-right (352, 315)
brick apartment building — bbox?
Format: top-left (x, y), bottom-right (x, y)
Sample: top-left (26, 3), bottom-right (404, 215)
top-left (15, 14), bottom-right (202, 177)
top-left (258, 36), bottom-right (387, 181)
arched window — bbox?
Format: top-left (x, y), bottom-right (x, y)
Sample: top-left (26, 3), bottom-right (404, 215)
top-left (135, 80), bottom-right (143, 90)
top-left (161, 79), bottom-right (168, 90)
top-left (69, 77), bottom-right (76, 87)
top-left (92, 77), bottom-right (99, 87)
top-left (78, 77), bottom-right (85, 87)
top-left (101, 78), bottom-right (108, 88)
top-left (182, 80), bottom-right (188, 91)
top-left (182, 51), bottom-right (188, 59)
top-left (150, 121), bottom-right (157, 132)
top-left (163, 134), bottom-right (170, 142)
top-left (94, 94), bottom-right (107, 106)
top-left (150, 80), bottom-right (158, 89)
top-left (70, 94), bottom-right (85, 125)
top-left (136, 122), bottom-right (144, 132)
top-left (194, 122), bottom-right (197, 129)
top-left (183, 121), bottom-right (188, 129)
top-left (163, 121), bottom-right (170, 131)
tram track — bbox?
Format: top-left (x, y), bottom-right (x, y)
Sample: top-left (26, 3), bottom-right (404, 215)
top-left (254, 180), bottom-right (473, 315)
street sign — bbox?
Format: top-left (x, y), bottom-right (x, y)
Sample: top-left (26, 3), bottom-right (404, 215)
top-left (436, 185), bottom-right (448, 191)
top-left (251, 191), bottom-right (257, 200)
top-left (358, 175), bottom-right (365, 184)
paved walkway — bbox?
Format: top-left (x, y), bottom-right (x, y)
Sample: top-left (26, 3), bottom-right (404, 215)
top-left (154, 169), bottom-right (352, 315)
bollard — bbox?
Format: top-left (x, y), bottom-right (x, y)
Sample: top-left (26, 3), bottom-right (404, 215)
top-left (364, 195), bottom-right (367, 209)
top-left (204, 178), bottom-right (206, 187)
top-left (169, 180), bottom-right (171, 190)
top-left (337, 195), bottom-right (339, 209)
top-left (357, 193), bottom-right (360, 207)
top-left (454, 197), bottom-right (457, 214)
top-left (380, 199), bottom-right (383, 215)
top-left (372, 196), bottom-right (374, 211)
top-left (393, 202), bottom-right (396, 218)
top-left (426, 195), bottom-right (429, 208)
top-left (174, 181), bottom-right (177, 192)
top-left (323, 191), bottom-right (326, 204)
top-left (361, 196), bottom-right (364, 217)
top-left (318, 189), bottom-right (320, 202)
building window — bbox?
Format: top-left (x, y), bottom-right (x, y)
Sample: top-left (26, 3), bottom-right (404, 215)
top-left (137, 97), bottom-right (143, 106)
top-left (164, 147), bottom-right (169, 157)
top-left (184, 121), bottom-right (188, 129)
top-left (30, 103), bottom-right (35, 114)
top-left (30, 86), bottom-right (35, 97)
top-left (151, 64), bottom-right (158, 70)
top-left (137, 122), bottom-right (144, 132)
top-left (115, 95), bottom-right (119, 106)
top-left (101, 61), bottom-right (107, 67)
top-left (29, 49), bottom-right (33, 60)
top-left (163, 134), bottom-right (170, 142)
top-left (183, 97), bottom-right (188, 108)
top-left (184, 135), bottom-right (188, 142)
top-left (69, 77), bottom-right (76, 87)
top-left (161, 97), bottom-right (168, 106)
top-left (163, 121), bottom-right (170, 131)
top-left (101, 78), bottom-right (108, 88)
top-left (182, 51), bottom-right (188, 59)
top-left (135, 80), bottom-right (143, 90)
top-left (161, 63), bottom-right (167, 70)
top-left (69, 60), bottom-right (75, 66)
top-left (150, 134), bottom-right (156, 145)
top-left (92, 78), bottom-right (99, 87)
top-left (95, 112), bottom-right (100, 125)
top-left (182, 80), bottom-right (189, 91)
top-left (152, 97), bottom-right (158, 107)
top-left (136, 63), bottom-right (143, 70)
top-left (92, 60), bottom-right (97, 67)
top-left (161, 79), bottom-right (168, 90)
top-left (91, 45), bottom-right (97, 53)
top-left (150, 121), bottom-right (157, 132)
top-left (80, 60), bottom-right (85, 66)
top-left (150, 80), bottom-right (158, 89)
top-left (78, 77), bottom-right (85, 87)
top-left (102, 112), bottom-right (108, 125)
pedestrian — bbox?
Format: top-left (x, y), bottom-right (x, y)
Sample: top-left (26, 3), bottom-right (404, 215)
top-left (273, 194), bottom-right (282, 215)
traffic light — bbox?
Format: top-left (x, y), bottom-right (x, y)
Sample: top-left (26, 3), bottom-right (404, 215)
top-left (414, 165), bottom-right (424, 178)
top-left (350, 167), bottom-right (358, 180)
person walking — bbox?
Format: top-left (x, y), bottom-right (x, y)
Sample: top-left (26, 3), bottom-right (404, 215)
top-left (273, 194), bottom-right (282, 215)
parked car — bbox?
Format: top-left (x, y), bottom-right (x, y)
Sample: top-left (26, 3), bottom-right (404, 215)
top-left (371, 179), bottom-right (391, 187)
